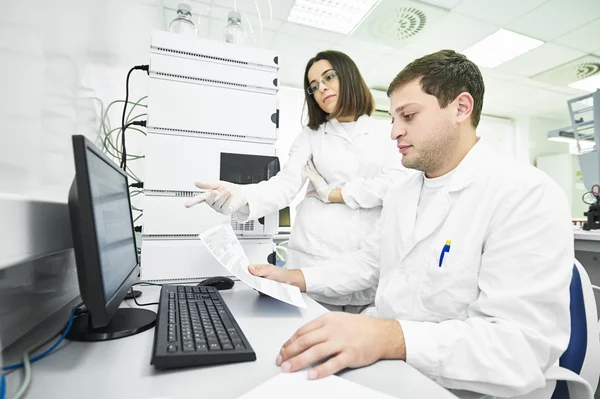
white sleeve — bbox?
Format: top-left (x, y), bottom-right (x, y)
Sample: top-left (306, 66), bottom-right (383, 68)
top-left (302, 213), bottom-right (382, 297)
top-left (399, 179), bottom-right (573, 397)
top-left (341, 148), bottom-right (407, 210)
top-left (233, 130), bottom-right (312, 222)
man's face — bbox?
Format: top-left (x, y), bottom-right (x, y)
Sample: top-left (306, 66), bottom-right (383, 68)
top-left (389, 79), bottom-right (460, 176)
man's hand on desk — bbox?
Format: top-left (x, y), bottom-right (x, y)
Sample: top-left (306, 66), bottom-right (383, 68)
top-left (275, 313), bottom-right (406, 380)
top-left (248, 264), bottom-right (306, 292)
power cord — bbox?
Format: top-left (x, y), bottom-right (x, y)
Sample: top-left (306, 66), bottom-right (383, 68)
top-left (121, 64), bottom-right (149, 173)
top-left (129, 287), bottom-right (158, 307)
top-left (133, 282), bottom-right (164, 287)
top-left (0, 374), bottom-right (5, 399)
top-left (121, 120), bottom-right (147, 172)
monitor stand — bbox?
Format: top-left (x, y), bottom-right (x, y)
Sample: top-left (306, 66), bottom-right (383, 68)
top-left (66, 308), bottom-right (156, 342)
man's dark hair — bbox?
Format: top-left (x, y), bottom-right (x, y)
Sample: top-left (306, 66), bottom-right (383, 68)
top-left (387, 49), bottom-right (485, 128)
top-left (304, 50), bottom-right (374, 130)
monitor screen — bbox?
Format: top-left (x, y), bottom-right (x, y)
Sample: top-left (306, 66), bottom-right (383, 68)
top-left (279, 207), bottom-right (290, 228)
top-left (68, 135), bottom-right (145, 332)
top-left (87, 150), bottom-right (138, 300)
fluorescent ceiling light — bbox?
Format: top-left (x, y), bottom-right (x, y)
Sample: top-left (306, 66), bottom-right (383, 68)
top-left (568, 74), bottom-right (600, 92)
top-left (287, 0), bottom-right (380, 35)
top-left (462, 29), bottom-right (544, 68)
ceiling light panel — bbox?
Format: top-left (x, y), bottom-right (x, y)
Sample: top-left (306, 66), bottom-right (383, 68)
top-left (287, 0), bottom-right (381, 35)
top-left (568, 74), bottom-right (600, 92)
top-left (462, 28), bottom-right (544, 68)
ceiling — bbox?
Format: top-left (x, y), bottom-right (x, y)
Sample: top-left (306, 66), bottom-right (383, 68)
top-left (146, 0), bottom-right (600, 120)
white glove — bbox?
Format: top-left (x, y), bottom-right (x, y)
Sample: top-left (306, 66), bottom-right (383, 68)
top-left (185, 181), bottom-right (247, 215)
top-left (303, 159), bottom-right (331, 203)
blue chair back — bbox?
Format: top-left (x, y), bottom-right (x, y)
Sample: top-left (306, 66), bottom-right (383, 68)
top-left (552, 265), bottom-right (588, 399)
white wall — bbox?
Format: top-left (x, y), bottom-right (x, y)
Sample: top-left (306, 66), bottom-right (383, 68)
top-left (519, 116), bottom-right (571, 166)
top-left (477, 116), bottom-right (516, 157)
top-left (516, 115), bottom-right (594, 219)
top-left (537, 153), bottom-right (589, 218)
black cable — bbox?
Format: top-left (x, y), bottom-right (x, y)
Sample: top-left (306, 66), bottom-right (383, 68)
top-left (129, 182), bottom-right (144, 189)
top-left (129, 287), bottom-right (159, 306)
top-left (120, 120), bottom-right (147, 172)
top-left (121, 65), bottom-right (149, 172)
top-left (132, 281), bottom-right (163, 287)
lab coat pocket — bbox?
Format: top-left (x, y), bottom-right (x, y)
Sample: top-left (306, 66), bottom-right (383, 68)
top-left (419, 254), bottom-right (479, 320)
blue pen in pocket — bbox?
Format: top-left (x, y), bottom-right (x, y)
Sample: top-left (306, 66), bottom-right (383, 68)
top-left (439, 240), bottom-right (451, 267)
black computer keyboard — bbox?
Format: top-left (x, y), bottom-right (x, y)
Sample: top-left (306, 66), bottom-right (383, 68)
top-left (151, 285), bottom-right (256, 369)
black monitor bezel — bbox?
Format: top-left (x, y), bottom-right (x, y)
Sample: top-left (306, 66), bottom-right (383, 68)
top-left (69, 135), bottom-right (140, 329)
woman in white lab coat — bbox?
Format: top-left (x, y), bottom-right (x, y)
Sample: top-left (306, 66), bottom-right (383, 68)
top-left (186, 50), bottom-right (406, 312)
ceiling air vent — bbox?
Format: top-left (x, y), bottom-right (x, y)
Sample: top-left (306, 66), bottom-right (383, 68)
top-left (532, 55), bottom-right (600, 86)
top-left (351, 0), bottom-right (448, 47)
top-left (575, 62), bottom-right (600, 80)
top-left (369, 7), bottom-right (426, 41)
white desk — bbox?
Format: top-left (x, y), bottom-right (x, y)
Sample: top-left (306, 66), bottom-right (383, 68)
top-left (574, 229), bottom-right (600, 252)
top-left (3, 285), bottom-right (460, 399)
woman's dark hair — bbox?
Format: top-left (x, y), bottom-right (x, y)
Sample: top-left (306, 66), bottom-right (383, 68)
top-left (303, 50), bottom-right (374, 130)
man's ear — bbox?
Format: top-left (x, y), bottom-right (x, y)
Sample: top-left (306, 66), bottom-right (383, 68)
top-left (455, 92), bottom-right (474, 124)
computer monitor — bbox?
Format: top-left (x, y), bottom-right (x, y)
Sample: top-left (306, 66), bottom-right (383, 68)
top-left (67, 135), bottom-right (156, 341)
top-left (278, 206), bottom-right (291, 233)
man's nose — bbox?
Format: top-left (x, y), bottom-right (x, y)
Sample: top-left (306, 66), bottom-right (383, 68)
top-left (391, 123), bottom-right (406, 140)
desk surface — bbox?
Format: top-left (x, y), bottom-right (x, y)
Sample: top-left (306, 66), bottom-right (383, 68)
top-left (5, 285), bottom-right (458, 399)
top-left (574, 229), bottom-right (600, 241)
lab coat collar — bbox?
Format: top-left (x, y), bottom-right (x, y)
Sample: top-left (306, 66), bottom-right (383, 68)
top-left (395, 138), bottom-right (486, 254)
top-left (445, 139), bottom-right (488, 193)
top-left (325, 114), bottom-right (371, 141)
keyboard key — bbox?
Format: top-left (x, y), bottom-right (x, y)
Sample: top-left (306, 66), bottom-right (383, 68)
top-left (167, 345), bottom-right (178, 353)
top-left (234, 342), bottom-right (245, 350)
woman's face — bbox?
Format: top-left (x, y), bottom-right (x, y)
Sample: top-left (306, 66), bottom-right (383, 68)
top-left (307, 59), bottom-right (340, 114)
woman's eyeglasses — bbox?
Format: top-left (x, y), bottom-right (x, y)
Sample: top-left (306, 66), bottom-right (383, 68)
top-left (307, 70), bottom-right (338, 95)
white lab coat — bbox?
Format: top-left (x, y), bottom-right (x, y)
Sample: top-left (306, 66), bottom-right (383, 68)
top-left (234, 115), bottom-right (408, 306)
top-left (303, 141), bottom-right (575, 398)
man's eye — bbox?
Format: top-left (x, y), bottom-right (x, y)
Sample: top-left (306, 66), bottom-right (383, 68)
top-left (403, 113), bottom-right (414, 121)
top-left (325, 73), bottom-right (335, 81)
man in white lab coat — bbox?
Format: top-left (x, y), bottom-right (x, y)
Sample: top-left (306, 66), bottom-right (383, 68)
top-left (249, 49), bottom-right (576, 398)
